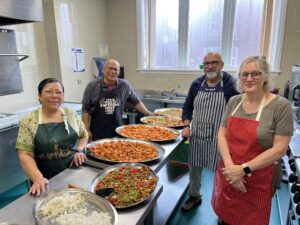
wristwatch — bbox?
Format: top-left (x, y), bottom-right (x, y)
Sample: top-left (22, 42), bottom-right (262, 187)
top-left (242, 163), bottom-right (252, 177)
top-left (183, 125), bottom-right (190, 129)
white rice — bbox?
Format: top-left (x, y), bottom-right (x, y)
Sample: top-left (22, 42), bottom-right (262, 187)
top-left (39, 192), bottom-right (112, 225)
top-left (40, 193), bottom-right (86, 218)
top-left (56, 210), bottom-right (112, 225)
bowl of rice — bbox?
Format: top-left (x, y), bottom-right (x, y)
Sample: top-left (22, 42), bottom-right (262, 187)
top-left (33, 188), bottom-right (118, 225)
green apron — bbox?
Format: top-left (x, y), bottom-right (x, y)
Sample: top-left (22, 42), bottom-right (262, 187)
top-left (34, 122), bottom-right (79, 179)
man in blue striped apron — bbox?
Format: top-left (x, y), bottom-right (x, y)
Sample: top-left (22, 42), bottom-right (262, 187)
top-left (181, 52), bottom-right (239, 211)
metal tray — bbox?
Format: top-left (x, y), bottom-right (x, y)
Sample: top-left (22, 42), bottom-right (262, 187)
top-left (90, 163), bottom-right (158, 209)
top-left (33, 188), bottom-right (118, 225)
top-left (85, 138), bottom-right (165, 163)
top-left (115, 124), bottom-right (180, 142)
top-left (140, 115), bottom-right (184, 129)
top-left (154, 108), bottom-right (183, 117)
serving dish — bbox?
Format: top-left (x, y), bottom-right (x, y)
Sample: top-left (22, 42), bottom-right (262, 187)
top-left (115, 124), bottom-right (180, 142)
top-left (154, 108), bottom-right (183, 117)
top-left (85, 138), bottom-right (165, 163)
top-left (34, 188), bottom-right (118, 225)
top-left (90, 163), bottom-right (158, 209)
top-left (140, 115), bottom-right (183, 128)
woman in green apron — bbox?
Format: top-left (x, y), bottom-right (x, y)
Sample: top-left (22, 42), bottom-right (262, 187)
top-left (16, 78), bottom-right (88, 196)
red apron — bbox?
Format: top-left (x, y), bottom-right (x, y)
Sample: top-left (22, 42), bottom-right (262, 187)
top-left (212, 96), bottom-right (274, 225)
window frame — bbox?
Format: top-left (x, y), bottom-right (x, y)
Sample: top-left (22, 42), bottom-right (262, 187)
top-left (136, 0), bottom-right (287, 74)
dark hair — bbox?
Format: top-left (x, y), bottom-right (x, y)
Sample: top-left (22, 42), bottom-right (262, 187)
top-left (38, 78), bottom-right (64, 95)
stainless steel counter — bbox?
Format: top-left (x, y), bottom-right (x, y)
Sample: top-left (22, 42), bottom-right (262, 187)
top-left (0, 166), bottom-right (163, 225)
top-left (0, 135), bottom-right (187, 225)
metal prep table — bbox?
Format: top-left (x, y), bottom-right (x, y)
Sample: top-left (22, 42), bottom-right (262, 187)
top-left (0, 135), bottom-right (187, 225)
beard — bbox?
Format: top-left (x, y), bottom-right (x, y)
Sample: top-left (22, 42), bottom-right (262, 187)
top-left (206, 71), bottom-right (218, 79)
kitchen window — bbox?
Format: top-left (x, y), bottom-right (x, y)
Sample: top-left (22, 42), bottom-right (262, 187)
top-left (136, 0), bottom-right (287, 72)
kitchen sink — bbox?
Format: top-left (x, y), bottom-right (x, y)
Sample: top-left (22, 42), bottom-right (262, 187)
top-left (166, 96), bottom-right (186, 101)
top-left (142, 95), bottom-right (168, 100)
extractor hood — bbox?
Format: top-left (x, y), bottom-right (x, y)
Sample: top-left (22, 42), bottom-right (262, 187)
top-left (0, 0), bottom-right (43, 26)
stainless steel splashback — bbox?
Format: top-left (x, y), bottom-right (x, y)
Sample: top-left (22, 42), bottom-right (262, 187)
top-left (0, 28), bottom-right (24, 96)
top-left (0, 0), bottom-right (43, 26)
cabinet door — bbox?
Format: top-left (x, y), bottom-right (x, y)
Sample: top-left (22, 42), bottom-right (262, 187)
top-left (0, 126), bottom-right (27, 193)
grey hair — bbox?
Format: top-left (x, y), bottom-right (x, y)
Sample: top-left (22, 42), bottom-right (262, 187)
top-left (238, 56), bottom-right (270, 92)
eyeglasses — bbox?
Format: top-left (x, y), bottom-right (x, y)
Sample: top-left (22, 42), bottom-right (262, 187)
top-left (107, 67), bottom-right (120, 72)
top-left (203, 61), bottom-right (220, 67)
top-left (239, 71), bottom-right (262, 80)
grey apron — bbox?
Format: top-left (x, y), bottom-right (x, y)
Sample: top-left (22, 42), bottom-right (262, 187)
top-left (189, 78), bottom-right (226, 171)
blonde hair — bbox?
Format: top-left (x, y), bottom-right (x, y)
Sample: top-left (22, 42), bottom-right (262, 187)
top-left (238, 56), bottom-right (270, 92)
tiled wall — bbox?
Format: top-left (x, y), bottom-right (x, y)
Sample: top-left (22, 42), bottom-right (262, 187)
top-left (0, 22), bottom-right (50, 108)
top-left (48, 0), bottom-right (108, 102)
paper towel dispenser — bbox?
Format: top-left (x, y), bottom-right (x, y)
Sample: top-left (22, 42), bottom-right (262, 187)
top-left (0, 0), bottom-right (43, 26)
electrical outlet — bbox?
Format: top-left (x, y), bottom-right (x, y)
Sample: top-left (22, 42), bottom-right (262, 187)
top-left (77, 79), bottom-right (82, 85)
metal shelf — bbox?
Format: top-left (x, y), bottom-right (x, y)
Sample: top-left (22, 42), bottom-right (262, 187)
top-left (0, 54), bottom-right (29, 62)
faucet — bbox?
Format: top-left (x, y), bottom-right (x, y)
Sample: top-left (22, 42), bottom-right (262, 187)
top-left (162, 91), bottom-right (168, 97)
top-left (172, 89), bottom-right (177, 97)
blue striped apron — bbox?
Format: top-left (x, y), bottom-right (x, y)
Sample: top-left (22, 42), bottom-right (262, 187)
top-left (189, 78), bottom-right (226, 171)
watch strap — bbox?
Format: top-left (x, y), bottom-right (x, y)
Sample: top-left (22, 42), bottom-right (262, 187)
top-left (242, 163), bottom-right (252, 177)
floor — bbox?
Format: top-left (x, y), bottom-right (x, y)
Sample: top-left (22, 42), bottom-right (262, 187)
top-left (0, 170), bottom-right (284, 225)
top-left (166, 169), bottom-right (282, 225)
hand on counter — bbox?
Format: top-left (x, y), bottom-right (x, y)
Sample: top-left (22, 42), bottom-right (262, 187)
top-left (70, 152), bottom-right (87, 167)
top-left (30, 177), bottom-right (49, 196)
top-left (181, 126), bottom-right (192, 138)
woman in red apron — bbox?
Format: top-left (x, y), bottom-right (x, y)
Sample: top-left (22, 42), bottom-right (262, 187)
top-left (212, 56), bottom-right (293, 225)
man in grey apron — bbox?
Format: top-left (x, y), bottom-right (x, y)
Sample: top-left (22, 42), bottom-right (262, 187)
top-left (181, 52), bottom-right (239, 211)
top-left (82, 59), bottom-right (152, 141)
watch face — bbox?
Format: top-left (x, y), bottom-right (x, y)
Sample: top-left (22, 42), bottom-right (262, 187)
top-left (243, 165), bottom-right (251, 176)
top-left (244, 167), bottom-right (251, 174)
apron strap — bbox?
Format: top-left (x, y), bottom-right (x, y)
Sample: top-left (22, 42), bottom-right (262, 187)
top-left (231, 94), bottom-right (266, 121)
top-left (38, 107), bottom-right (70, 134)
top-left (255, 95), bottom-right (266, 121)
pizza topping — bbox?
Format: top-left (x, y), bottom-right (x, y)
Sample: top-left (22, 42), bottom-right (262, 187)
top-left (89, 140), bottom-right (158, 162)
top-left (142, 115), bottom-right (183, 127)
top-left (119, 125), bottom-right (179, 141)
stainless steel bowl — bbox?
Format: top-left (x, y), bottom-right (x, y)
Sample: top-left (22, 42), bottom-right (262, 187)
top-left (33, 188), bottom-right (118, 225)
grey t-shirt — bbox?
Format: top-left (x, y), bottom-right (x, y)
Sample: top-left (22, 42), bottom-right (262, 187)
top-left (82, 77), bottom-right (141, 114)
top-left (221, 94), bottom-right (293, 191)
top-left (221, 94), bottom-right (294, 150)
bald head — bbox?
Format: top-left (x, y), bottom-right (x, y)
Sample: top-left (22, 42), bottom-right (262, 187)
top-left (203, 52), bottom-right (223, 63)
top-left (103, 59), bottom-right (120, 85)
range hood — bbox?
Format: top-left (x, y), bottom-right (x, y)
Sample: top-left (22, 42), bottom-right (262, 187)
top-left (0, 28), bottom-right (24, 96)
top-left (0, 0), bottom-right (43, 26)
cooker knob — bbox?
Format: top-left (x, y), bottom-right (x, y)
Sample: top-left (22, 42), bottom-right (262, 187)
top-left (296, 204), bottom-right (300, 215)
top-left (293, 191), bottom-right (300, 203)
top-left (291, 182), bottom-right (300, 193)
top-left (289, 173), bottom-right (299, 183)
top-left (291, 162), bottom-right (297, 173)
top-left (286, 147), bottom-right (291, 157)
top-left (289, 158), bottom-right (296, 165)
